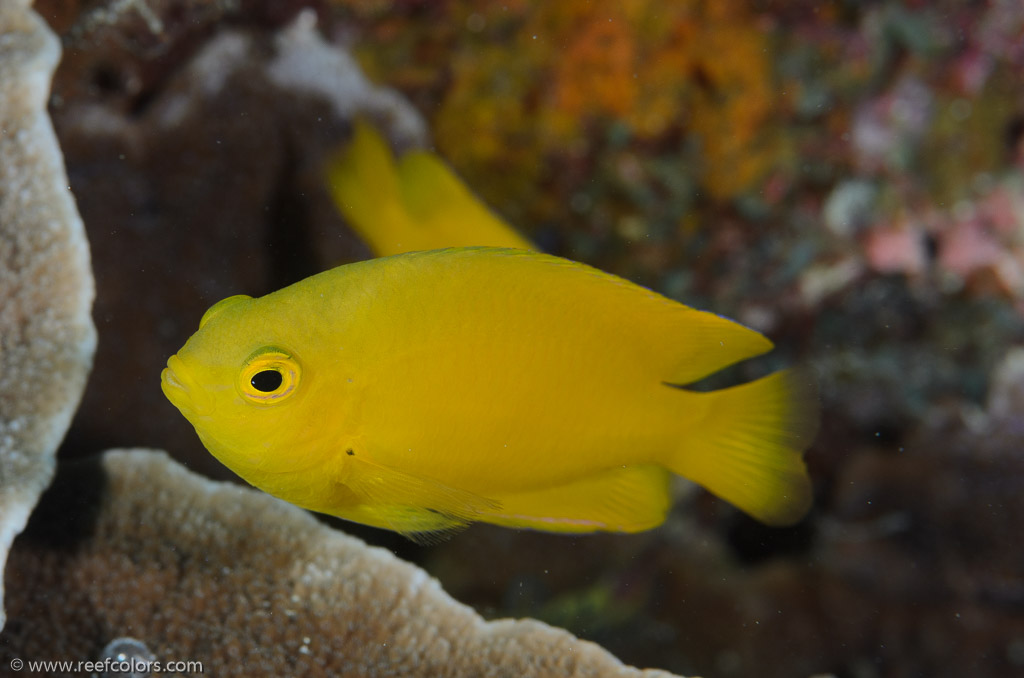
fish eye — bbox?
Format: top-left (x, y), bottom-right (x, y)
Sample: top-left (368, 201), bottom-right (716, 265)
top-left (239, 348), bottom-right (300, 404)
top-left (250, 370), bottom-right (283, 393)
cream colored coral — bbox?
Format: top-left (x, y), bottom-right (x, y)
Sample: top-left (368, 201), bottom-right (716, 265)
top-left (0, 1), bottom-right (97, 630)
top-left (5, 450), bottom-right (683, 677)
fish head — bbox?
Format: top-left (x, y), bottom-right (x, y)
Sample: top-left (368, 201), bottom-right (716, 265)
top-left (161, 292), bottom-right (333, 480)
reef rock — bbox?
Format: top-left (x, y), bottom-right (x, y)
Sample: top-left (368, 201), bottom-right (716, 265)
top-left (0, 1), bottom-right (96, 630)
top-left (1, 449), bottom-right (683, 678)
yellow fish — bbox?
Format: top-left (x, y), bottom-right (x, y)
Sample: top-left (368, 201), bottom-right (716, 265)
top-left (161, 247), bottom-right (816, 540)
top-left (325, 121), bottom-right (534, 256)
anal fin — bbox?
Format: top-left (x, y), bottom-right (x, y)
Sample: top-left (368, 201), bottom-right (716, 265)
top-left (482, 465), bottom-right (673, 534)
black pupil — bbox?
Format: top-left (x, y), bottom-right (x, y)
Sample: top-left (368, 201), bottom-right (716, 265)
top-left (251, 370), bottom-right (283, 393)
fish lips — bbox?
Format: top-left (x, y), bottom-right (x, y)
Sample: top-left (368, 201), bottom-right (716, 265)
top-left (160, 355), bottom-right (208, 419)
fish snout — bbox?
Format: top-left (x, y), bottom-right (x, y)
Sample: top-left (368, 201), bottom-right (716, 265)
top-left (161, 355), bottom-right (198, 414)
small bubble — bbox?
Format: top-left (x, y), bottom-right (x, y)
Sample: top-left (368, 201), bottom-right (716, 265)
top-left (98, 637), bottom-right (155, 678)
top-left (466, 13), bottom-right (486, 32)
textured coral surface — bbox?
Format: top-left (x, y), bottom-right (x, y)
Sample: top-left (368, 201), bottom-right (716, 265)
top-left (0, 0), bottom-right (95, 631)
top-left (1, 450), bottom-right (680, 678)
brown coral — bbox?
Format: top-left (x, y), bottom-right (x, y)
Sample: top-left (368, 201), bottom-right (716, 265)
top-left (1, 449), bottom-right (684, 678)
top-left (0, 0), bottom-right (96, 630)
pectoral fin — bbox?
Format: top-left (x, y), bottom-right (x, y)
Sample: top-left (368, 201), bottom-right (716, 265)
top-left (343, 454), bottom-right (500, 543)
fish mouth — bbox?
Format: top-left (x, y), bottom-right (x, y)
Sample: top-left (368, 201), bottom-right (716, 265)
top-left (161, 355), bottom-right (199, 416)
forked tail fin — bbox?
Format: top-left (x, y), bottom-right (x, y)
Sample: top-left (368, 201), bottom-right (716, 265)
top-left (325, 119), bottom-right (409, 255)
top-left (325, 120), bottom-right (533, 256)
top-left (668, 370), bottom-right (819, 526)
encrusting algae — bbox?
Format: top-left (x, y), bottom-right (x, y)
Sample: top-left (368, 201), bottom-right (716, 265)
top-left (162, 247), bottom-right (818, 540)
top-left (350, 0), bottom-right (783, 224)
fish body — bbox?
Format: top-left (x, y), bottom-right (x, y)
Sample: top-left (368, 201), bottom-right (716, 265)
top-left (162, 248), bottom-right (816, 538)
top-left (325, 121), bottom-right (534, 256)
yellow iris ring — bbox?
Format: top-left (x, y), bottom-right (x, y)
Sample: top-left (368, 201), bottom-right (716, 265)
top-left (238, 348), bottom-right (300, 404)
